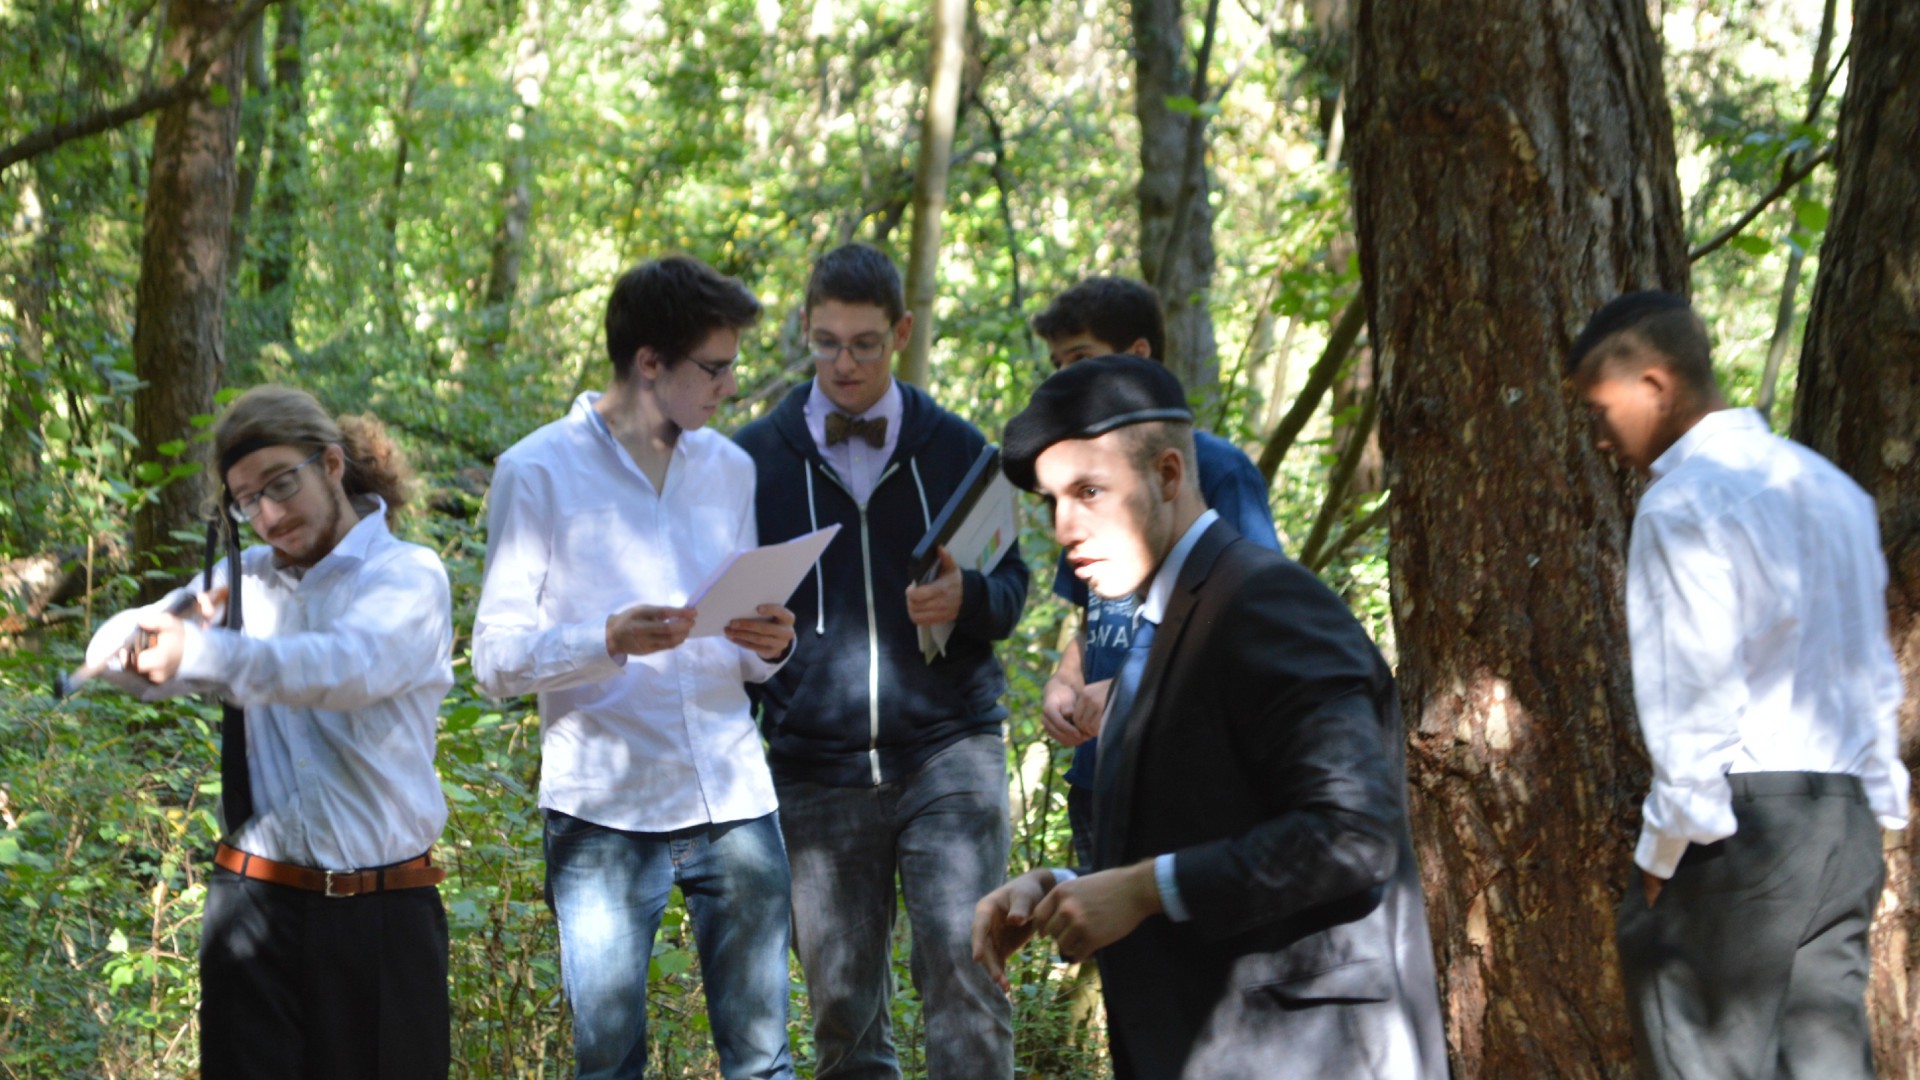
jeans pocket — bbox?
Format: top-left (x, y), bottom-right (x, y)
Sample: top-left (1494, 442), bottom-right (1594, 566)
top-left (543, 808), bottom-right (601, 842)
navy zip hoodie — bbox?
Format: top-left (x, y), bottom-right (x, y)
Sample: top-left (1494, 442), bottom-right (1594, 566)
top-left (734, 380), bottom-right (1030, 788)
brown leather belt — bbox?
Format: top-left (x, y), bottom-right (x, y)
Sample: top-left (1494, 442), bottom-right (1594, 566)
top-left (215, 842), bottom-right (446, 898)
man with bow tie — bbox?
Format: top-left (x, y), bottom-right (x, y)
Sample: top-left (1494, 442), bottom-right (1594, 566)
top-left (735, 242), bottom-right (1030, 1080)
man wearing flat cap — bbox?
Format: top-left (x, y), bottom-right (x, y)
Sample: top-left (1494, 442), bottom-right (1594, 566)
top-left (971, 356), bottom-right (1447, 1079)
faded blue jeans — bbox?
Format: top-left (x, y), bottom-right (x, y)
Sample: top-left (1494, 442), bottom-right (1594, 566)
top-left (542, 809), bottom-right (795, 1080)
top-left (776, 732), bottom-right (1014, 1080)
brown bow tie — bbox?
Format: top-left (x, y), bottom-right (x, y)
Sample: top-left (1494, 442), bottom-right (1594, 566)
top-left (826, 413), bottom-right (888, 448)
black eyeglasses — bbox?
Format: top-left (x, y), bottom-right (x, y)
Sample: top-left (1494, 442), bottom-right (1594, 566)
top-left (227, 451), bottom-right (323, 523)
top-left (687, 356), bottom-right (737, 381)
top-left (809, 336), bottom-right (888, 364)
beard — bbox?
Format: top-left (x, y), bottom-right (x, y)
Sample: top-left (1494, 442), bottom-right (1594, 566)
top-left (271, 488), bottom-right (350, 569)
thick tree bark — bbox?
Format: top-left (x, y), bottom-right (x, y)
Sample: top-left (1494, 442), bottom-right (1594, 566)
top-left (1791, 1), bottom-right (1920, 1073)
top-left (1350, 0), bottom-right (1687, 1074)
top-left (255, 1), bottom-right (304, 345)
top-left (1132, 0), bottom-right (1219, 397)
top-left (132, 0), bottom-right (245, 596)
top-left (898, 0), bottom-right (970, 388)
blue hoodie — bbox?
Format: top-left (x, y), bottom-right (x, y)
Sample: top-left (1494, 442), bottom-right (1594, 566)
top-left (734, 381), bottom-right (1031, 788)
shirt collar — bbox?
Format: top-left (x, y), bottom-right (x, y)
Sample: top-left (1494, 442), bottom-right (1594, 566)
top-left (1648, 407), bottom-right (1766, 481)
top-left (1138, 508), bottom-right (1219, 628)
top-left (805, 377), bottom-right (901, 423)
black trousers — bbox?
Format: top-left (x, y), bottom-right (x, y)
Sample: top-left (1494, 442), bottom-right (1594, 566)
top-left (1616, 772), bottom-right (1884, 1080)
top-left (200, 865), bottom-right (450, 1080)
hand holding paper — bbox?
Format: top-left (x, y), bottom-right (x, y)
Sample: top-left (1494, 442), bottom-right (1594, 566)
top-left (605, 604), bottom-right (697, 658)
top-left (723, 603), bottom-right (797, 660)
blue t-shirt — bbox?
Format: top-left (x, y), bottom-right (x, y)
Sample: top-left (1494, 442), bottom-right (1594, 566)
top-left (1055, 429), bottom-right (1283, 787)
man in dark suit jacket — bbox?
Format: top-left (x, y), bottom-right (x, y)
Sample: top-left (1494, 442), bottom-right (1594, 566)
top-left (973, 355), bottom-right (1447, 1079)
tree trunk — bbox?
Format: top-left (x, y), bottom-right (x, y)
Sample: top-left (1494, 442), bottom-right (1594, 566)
top-left (132, 0), bottom-right (245, 596)
top-left (898, 0), bottom-right (970, 388)
top-left (381, 0), bottom-right (435, 336)
top-left (1791, 1), bottom-right (1920, 1072)
top-left (1349, 0), bottom-right (1688, 1074)
top-left (1132, 0), bottom-right (1219, 397)
top-left (226, 13), bottom-right (269, 282)
top-left (480, 0), bottom-right (546, 359)
top-left (255, 0), bottom-right (304, 346)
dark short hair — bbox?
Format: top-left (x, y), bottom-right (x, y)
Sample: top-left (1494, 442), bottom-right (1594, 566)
top-left (804, 243), bottom-right (906, 324)
top-left (605, 256), bottom-right (762, 378)
top-left (1566, 290), bottom-right (1714, 391)
top-left (1031, 277), bottom-right (1166, 361)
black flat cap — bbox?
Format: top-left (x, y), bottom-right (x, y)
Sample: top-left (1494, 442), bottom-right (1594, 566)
top-left (1002, 354), bottom-right (1194, 491)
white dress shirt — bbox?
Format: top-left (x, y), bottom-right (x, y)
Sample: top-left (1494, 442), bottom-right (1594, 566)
top-left (472, 393), bottom-right (784, 833)
top-left (804, 378), bottom-right (902, 503)
top-left (1628, 407), bottom-right (1909, 878)
top-left (89, 497), bottom-right (455, 870)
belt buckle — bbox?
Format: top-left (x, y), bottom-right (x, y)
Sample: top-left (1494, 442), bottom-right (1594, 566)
top-left (323, 870), bottom-right (352, 898)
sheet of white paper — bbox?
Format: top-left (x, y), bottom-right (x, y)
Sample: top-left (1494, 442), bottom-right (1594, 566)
top-left (919, 473), bottom-right (1018, 661)
top-left (688, 524), bottom-right (842, 638)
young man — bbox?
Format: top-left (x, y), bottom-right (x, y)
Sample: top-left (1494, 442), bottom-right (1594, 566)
top-left (100, 384), bottom-right (455, 1078)
top-left (973, 355), bottom-right (1446, 1079)
top-left (1030, 276), bottom-right (1281, 866)
top-left (734, 243), bottom-right (1029, 1080)
top-left (1568, 290), bottom-right (1909, 1079)
top-left (472, 256), bottom-right (799, 1080)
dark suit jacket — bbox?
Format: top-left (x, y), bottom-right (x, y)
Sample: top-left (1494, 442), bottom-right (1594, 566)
top-left (1092, 519), bottom-right (1448, 1079)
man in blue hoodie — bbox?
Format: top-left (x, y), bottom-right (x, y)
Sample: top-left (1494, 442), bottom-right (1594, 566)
top-left (735, 243), bottom-right (1029, 1080)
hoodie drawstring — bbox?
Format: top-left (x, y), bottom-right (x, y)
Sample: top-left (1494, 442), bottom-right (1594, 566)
top-left (805, 462), bottom-right (825, 635)
top-left (910, 458), bottom-right (931, 532)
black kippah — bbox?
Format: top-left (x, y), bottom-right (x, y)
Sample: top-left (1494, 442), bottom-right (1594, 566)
top-left (1001, 354), bottom-right (1193, 491)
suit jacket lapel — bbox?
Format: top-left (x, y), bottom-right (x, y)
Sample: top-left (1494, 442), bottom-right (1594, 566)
top-left (1094, 519), bottom-right (1236, 871)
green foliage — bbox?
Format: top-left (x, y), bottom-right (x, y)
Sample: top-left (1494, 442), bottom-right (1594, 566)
top-left (0, 0), bottom-right (1851, 1072)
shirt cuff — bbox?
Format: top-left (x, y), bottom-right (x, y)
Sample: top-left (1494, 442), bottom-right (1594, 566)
top-left (1051, 867), bottom-right (1077, 885)
top-left (1155, 853), bottom-right (1191, 922)
top-left (175, 622), bottom-right (225, 683)
top-left (1634, 827), bottom-right (1691, 880)
top-left (573, 619), bottom-right (629, 672)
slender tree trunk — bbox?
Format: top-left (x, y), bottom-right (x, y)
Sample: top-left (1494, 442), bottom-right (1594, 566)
top-left (226, 13), bottom-right (269, 281)
top-left (132, 0), bottom-right (245, 596)
top-left (898, 0), bottom-right (970, 388)
top-left (255, 0), bottom-right (303, 345)
top-left (2, 167), bottom-right (59, 552)
top-left (480, 0), bottom-right (546, 359)
top-left (1350, 0), bottom-right (1688, 1073)
top-left (381, 0), bottom-right (435, 336)
top-left (1791, 1), bottom-right (1920, 1073)
top-left (1132, 0), bottom-right (1219, 396)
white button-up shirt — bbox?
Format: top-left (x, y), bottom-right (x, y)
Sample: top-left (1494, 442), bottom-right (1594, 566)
top-left (804, 378), bottom-right (902, 504)
top-left (472, 393), bottom-right (784, 832)
top-left (98, 498), bottom-right (455, 870)
top-left (1628, 407), bottom-right (1910, 877)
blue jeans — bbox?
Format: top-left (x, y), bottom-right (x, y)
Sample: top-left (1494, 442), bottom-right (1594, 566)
top-left (777, 732), bottom-right (1014, 1080)
top-left (542, 810), bottom-right (795, 1080)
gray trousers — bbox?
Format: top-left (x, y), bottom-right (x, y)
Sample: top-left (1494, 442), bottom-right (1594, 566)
top-left (775, 733), bottom-right (1014, 1080)
top-left (1616, 772), bottom-right (1885, 1080)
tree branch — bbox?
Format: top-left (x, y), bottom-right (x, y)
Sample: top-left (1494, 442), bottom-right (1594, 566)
top-left (1257, 292), bottom-right (1366, 481)
top-left (1308, 491), bottom-right (1389, 575)
top-left (0, 0), bottom-right (280, 175)
top-left (1687, 143), bottom-right (1834, 263)
top-left (1298, 385), bottom-right (1380, 571)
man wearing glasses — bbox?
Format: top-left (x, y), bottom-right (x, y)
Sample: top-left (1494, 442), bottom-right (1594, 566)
top-left (99, 384), bottom-right (455, 1077)
top-left (735, 243), bottom-right (1030, 1080)
top-left (473, 256), bottom-right (801, 1080)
